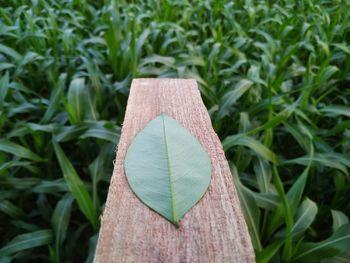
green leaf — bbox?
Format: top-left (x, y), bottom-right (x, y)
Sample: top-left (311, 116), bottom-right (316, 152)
top-left (246, 109), bottom-right (291, 136)
top-left (223, 135), bottom-right (277, 163)
top-left (333, 43), bottom-right (350, 54)
top-left (89, 143), bottom-right (114, 210)
top-left (292, 223), bottom-right (350, 262)
top-left (124, 113), bottom-right (211, 226)
top-left (79, 122), bottom-right (120, 143)
top-left (140, 55), bottom-right (175, 67)
top-left (66, 78), bottom-right (85, 123)
top-left (66, 78), bottom-right (98, 123)
top-left (283, 122), bottom-right (311, 153)
top-left (267, 167), bottom-right (309, 236)
top-left (0, 230), bottom-right (52, 256)
top-left (0, 177), bottom-right (40, 190)
top-left (272, 165), bottom-right (293, 260)
top-left (51, 193), bottom-right (74, 263)
top-left (54, 125), bottom-right (86, 142)
top-left (53, 140), bottom-right (98, 229)
top-left (0, 44), bottom-right (22, 61)
top-left (231, 163), bottom-right (262, 250)
top-left (0, 200), bottom-right (26, 219)
top-left (217, 79), bottom-right (253, 118)
top-left (253, 192), bottom-right (280, 210)
top-left (0, 71), bottom-right (9, 108)
top-left (85, 233), bottom-right (98, 263)
top-left (331, 210), bottom-right (349, 233)
top-left (291, 198), bottom-right (318, 236)
top-left (283, 154), bottom-right (348, 175)
top-left (320, 105), bottom-right (350, 117)
top-left (256, 239), bottom-right (284, 263)
top-left (323, 253), bottom-right (350, 263)
top-left (0, 257), bottom-right (11, 263)
top-left (79, 127), bottom-right (119, 142)
top-left (0, 160), bottom-right (32, 172)
top-left (32, 179), bottom-right (68, 194)
top-left (253, 157), bottom-right (271, 192)
top-left (0, 63), bottom-right (15, 72)
top-left (41, 74), bottom-right (66, 123)
top-left (0, 139), bottom-right (43, 161)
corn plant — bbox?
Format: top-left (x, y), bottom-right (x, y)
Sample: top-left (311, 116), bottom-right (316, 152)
top-left (0, 0), bottom-right (349, 262)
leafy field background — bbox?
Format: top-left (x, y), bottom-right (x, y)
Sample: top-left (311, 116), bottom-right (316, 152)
top-left (1, 0), bottom-right (350, 262)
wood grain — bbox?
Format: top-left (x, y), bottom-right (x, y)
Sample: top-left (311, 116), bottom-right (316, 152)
top-left (94, 79), bottom-right (255, 263)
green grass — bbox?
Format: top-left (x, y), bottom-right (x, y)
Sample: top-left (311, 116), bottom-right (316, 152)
top-left (1, 0), bottom-right (350, 262)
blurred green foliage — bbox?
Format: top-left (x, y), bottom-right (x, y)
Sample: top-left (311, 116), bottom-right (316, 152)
top-left (1, 0), bottom-right (350, 262)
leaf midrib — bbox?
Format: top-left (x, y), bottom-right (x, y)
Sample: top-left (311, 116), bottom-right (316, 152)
top-left (162, 114), bottom-right (178, 226)
top-left (291, 202), bottom-right (315, 233)
top-left (294, 234), bottom-right (350, 260)
top-left (0, 232), bottom-right (51, 255)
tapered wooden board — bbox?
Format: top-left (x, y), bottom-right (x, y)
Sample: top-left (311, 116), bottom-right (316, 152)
top-left (94, 79), bottom-right (255, 263)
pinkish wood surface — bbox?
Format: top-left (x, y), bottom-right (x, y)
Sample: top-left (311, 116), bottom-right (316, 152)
top-left (94, 79), bottom-right (255, 263)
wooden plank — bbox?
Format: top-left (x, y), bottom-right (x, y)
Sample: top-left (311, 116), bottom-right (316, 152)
top-left (94, 79), bottom-right (255, 263)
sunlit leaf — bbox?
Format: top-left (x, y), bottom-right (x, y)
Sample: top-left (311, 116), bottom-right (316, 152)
top-left (320, 105), bottom-right (350, 118)
top-left (223, 135), bottom-right (277, 163)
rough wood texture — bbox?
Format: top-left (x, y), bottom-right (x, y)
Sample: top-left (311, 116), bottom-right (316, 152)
top-left (94, 79), bottom-right (255, 263)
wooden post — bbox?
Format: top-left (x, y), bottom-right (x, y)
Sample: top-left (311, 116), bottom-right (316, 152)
top-left (94, 79), bottom-right (255, 263)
